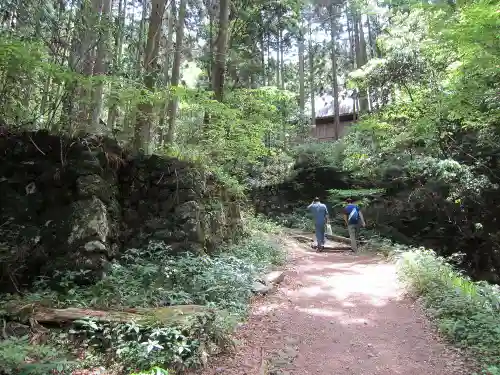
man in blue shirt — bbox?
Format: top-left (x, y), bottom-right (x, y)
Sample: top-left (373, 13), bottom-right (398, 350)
top-left (343, 198), bottom-right (366, 252)
top-left (307, 197), bottom-right (329, 252)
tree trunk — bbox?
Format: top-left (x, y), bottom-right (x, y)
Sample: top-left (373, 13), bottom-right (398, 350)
top-left (359, 15), bottom-right (368, 64)
top-left (211, 0), bottom-right (230, 102)
top-left (163, 3), bottom-right (176, 86)
top-left (276, 30), bottom-right (280, 88)
top-left (78, 0), bottom-right (102, 127)
top-left (279, 29), bottom-right (285, 89)
top-left (358, 14), bottom-right (369, 112)
top-left (266, 31), bottom-right (273, 86)
top-left (298, 28), bottom-right (305, 116)
top-left (366, 15), bottom-right (374, 59)
top-left (133, 0), bottom-right (167, 153)
top-left (165, 0), bottom-right (187, 143)
top-left (107, 0), bottom-right (126, 130)
top-left (346, 4), bottom-right (355, 69)
top-left (328, 4), bottom-right (340, 139)
top-left (353, 9), bottom-right (361, 67)
top-left (260, 28), bottom-right (266, 86)
top-left (16, 1), bottom-right (31, 110)
top-left (158, 0), bottom-right (177, 145)
top-left (90, 0), bottom-right (112, 133)
top-left (353, 9), bottom-right (369, 113)
top-left (203, 0), bottom-right (215, 126)
top-left (207, 4), bottom-right (214, 85)
top-left (374, 16), bottom-right (382, 58)
top-left (61, 0), bottom-right (83, 132)
top-left (135, 2), bottom-right (148, 78)
top-left (308, 20), bottom-right (315, 127)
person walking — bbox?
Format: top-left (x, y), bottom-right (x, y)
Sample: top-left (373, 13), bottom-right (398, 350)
top-left (343, 198), bottom-right (366, 252)
top-left (307, 197), bottom-right (329, 252)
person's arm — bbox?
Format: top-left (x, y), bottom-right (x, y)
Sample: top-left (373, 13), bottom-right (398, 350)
top-left (307, 200), bottom-right (314, 209)
top-left (359, 210), bottom-right (366, 227)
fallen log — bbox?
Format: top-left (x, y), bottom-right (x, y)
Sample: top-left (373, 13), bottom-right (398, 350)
top-left (325, 233), bottom-right (350, 243)
top-left (291, 234), bottom-right (313, 243)
top-left (326, 233), bottom-right (366, 245)
top-left (263, 271), bottom-right (285, 285)
top-left (322, 245), bottom-right (351, 252)
top-left (4, 303), bottom-right (213, 326)
top-left (292, 232), bottom-right (365, 245)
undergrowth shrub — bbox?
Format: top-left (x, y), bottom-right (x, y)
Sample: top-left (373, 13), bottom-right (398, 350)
top-left (69, 312), bottom-right (229, 373)
top-left (243, 213), bottom-right (283, 235)
top-left (129, 368), bottom-right (169, 375)
top-left (397, 248), bottom-right (500, 373)
top-left (11, 231), bottom-right (284, 313)
top-left (0, 337), bottom-right (74, 375)
top-left (273, 211), bottom-right (311, 231)
top-left (1, 217), bottom-right (285, 374)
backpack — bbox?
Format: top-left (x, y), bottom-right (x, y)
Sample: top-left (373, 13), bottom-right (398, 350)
top-left (347, 206), bottom-right (359, 224)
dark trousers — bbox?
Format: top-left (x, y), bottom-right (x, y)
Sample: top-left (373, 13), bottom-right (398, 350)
top-left (315, 221), bottom-right (325, 246)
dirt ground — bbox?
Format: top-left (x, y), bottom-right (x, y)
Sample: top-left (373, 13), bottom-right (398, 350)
top-left (195, 237), bottom-right (473, 375)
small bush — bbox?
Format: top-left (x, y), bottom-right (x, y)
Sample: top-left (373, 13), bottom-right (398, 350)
top-left (0, 337), bottom-right (74, 375)
top-left (397, 248), bottom-right (500, 371)
top-left (19, 234), bottom-right (284, 313)
top-left (243, 213), bottom-right (284, 235)
top-left (129, 368), bottom-right (169, 375)
top-left (1, 224), bottom-right (285, 373)
top-left (273, 211), bottom-right (312, 231)
top-left (69, 313), bottom-right (228, 373)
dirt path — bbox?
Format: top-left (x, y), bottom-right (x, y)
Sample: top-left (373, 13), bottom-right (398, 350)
top-left (197, 237), bottom-right (470, 375)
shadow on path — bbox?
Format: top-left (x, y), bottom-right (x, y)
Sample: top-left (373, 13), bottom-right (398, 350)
top-left (196, 237), bottom-right (471, 375)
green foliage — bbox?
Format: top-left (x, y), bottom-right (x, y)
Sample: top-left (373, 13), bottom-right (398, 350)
top-left (328, 188), bottom-right (384, 208)
top-left (1, 219), bottom-right (285, 373)
top-left (243, 213), bottom-right (284, 235)
top-left (68, 314), bottom-right (225, 372)
top-left (246, 152), bottom-right (295, 189)
top-left (21, 235), bottom-right (284, 315)
top-left (158, 86), bottom-right (301, 184)
top-left (292, 141), bottom-right (345, 171)
top-left (0, 337), bottom-right (74, 375)
top-left (272, 211), bottom-right (312, 232)
top-left (129, 368), bottom-right (169, 375)
top-left (397, 247), bottom-right (500, 371)
top-left (0, 28), bottom-right (304, 188)
top-left (330, 0), bottom-right (500, 281)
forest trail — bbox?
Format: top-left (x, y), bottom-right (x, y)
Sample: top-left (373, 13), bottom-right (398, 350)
top-left (197, 236), bottom-right (471, 375)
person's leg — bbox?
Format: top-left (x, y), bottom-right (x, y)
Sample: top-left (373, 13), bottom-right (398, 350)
top-left (318, 223), bottom-right (325, 248)
top-left (315, 222), bottom-right (325, 251)
top-left (348, 224), bottom-right (357, 252)
top-left (315, 222), bottom-right (322, 249)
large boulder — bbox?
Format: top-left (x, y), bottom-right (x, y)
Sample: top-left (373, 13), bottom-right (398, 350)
top-left (175, 200), bottom-right (204, 243)
top-left (68, 197), bottom-right (109, 247)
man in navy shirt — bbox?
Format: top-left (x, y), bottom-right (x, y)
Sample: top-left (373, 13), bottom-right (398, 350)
top-left (307, 197), bottom-right (329, 251)
top-left (343, 198), bottom-right (366, 252)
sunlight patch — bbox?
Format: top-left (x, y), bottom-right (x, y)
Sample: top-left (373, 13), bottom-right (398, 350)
top-left (339, 317), bottom-right (371, 326)
top-left (255, 303), bottom-right (281, 315)
top-left (296, 306), bottom-right (343, 318)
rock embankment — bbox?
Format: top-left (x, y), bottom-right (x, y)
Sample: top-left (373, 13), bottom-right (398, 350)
top-left (0, 130), bottom-right (242, 291)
